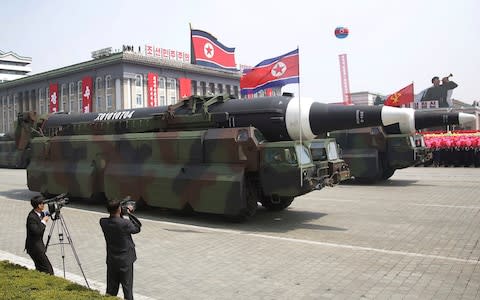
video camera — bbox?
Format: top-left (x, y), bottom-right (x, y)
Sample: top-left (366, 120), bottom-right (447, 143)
top-left (44, 193), bottom-right (69, 220)
top-left (119, 196), bottom-right (142, 228)
top-left (120, 196), bottom-right (137, 216)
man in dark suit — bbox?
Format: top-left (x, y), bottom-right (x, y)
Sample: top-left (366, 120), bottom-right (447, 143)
top-left (100, 199), bottom-right (141, 300)
top-left (421, 75), bottom-right (458, 108)
top-left (25, 195), bottom-right (54, 275)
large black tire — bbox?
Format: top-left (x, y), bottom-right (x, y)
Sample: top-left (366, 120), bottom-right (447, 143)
top-left (261, 196), bottom-right (294, 211)
top-left (381, 168), bottom-right (395, 180)
top-left (227, 177), bottom-right (258, 222)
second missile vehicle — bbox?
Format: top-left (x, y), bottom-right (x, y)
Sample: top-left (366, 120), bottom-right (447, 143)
top-left (331, 109), bottom-right (476, 183)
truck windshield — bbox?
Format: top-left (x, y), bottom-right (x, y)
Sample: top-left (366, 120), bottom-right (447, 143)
top-left (295, 144), bottom-right (312, 165)
top-left (326, 141), bottom-right (339, 160)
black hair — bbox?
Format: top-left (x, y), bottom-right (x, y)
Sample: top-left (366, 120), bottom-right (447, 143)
top-left (106, 199), bottom-right (121, 214)
top-left (31, 195), bottom-right (45, 209)
top-left (431, 76), bottom-right (439, 83)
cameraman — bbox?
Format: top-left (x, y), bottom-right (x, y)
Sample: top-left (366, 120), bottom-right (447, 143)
top-left (24, 195), bottom-right (54, 275)
top-left (100, 199), bottom-right (141, 300)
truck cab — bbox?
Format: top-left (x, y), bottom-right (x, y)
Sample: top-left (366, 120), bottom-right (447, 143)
top-left (305, 138), bottom-right (351, 189)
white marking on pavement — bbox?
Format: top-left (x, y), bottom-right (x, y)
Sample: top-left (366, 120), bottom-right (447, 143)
top-left (65, 207), bottom-right (480, 265)
top-left (412, 203), bottom-right (480, 209)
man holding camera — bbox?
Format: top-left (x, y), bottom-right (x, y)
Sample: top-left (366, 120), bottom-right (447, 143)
top-left (25, 195), bottom-right (54, 275)
top-left (100, 199), bottom-right (141, 300)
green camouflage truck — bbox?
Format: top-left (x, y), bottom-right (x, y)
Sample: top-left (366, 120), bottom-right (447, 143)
top-left (0, 112), bottom-right (40, 168)
top-left (330, 127), bottom-right (430, 183)
top-left (26, 95), bottom-right (414, 218)
top-left (330, 108), bottom-right (476, 183)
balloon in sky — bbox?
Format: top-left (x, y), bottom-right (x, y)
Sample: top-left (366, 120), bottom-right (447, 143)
top-left (334, 27), bottom-right (349, 39)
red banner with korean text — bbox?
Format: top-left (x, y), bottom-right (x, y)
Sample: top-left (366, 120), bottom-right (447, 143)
top-left (82, 77), bottom-right (93, 113)
top-left (179, 78), bottom-right (191, 99)
top-left (147, 73), bottom-right (158, 107)
top-left (49, 83), bottom-right (59, 112)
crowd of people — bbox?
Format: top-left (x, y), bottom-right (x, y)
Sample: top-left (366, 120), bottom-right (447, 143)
top-left (423, 131), bottom-right (480, 167)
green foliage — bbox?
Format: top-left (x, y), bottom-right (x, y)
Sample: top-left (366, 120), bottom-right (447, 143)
top-left (0, 260), bottom-right (118, 300)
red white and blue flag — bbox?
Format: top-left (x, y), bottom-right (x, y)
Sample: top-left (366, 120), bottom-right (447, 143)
top-left (240, 49), bottom-right (299, 95)
top-left (191, 29), bottom-right (236, 71)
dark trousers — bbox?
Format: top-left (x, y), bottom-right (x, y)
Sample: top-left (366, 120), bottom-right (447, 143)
top-left (28, 249), bottom-right (54, 275)
top-left (107, 263), bottom-right (134, 300)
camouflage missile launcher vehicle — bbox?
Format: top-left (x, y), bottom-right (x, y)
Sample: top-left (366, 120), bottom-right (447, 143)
top-left (0, 112), bottom-right (40, 168)
top-left (331, 109), bottom-right (476, 183)
top-left (26, 95), bottom-right (414, 219)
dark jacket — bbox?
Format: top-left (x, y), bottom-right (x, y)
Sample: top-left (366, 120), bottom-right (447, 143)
top-left (25, 209), bottom-right (46, 253)
top-left (100, 216), bottom-right (141, 267)
top-left (421, 81), bottom-right (458, 107)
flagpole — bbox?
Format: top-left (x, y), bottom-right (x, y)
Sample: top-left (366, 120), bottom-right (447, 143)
top-left (297, 46), bottom-right (303, 187)
top-left (189, 23), bottom-right (195, 64)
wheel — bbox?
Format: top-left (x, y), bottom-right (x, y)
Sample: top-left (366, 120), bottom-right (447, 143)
top-left (226, 176), bottom-right (259, 222)
top-left (261, 196), bottom-right (294, 211)
top-left (381, 168), bottom-right (395, 180)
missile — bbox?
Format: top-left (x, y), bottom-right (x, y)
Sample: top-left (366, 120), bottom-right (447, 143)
top-left (383, 108), bottom-right (477, 134)
top-left (43, 96), bottom-right (414, 142)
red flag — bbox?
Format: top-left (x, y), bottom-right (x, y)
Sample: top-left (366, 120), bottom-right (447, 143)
top-left (179, 78), bottom-right (192, 99)
top-left (384, 83), bottom-right (414, 107)
top-left (82, 76), bottom-right (93, 113)
top-left (191, 29), bottom-right (236, 70)
top-left (49, 83), bottom-right (59, 113)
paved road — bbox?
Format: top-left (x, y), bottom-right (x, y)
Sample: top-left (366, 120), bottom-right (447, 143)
top-left (0, 167), bottom-right (479, 299)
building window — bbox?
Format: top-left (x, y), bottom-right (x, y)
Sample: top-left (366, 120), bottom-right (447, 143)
top-left (158, 77), bottom-right (166, 106)
top-left (166, 78), bottom-right (177, 105)
top-left (135, 74), bottom-right (143, 107)
top-left (226, 85), bottom-right (231, 95)
top-left (69, 82), bottom-right (75, 112)
top-left (61, 84), bottom-right (67, 112)
top-left (45, 87), bottom-right (49, 113)
top-left (7, 95), bottom-right (12, 132)
top-left (105, 75), bottom-right (112, 111)
top-left (217, 83), bottom-right (223, 94)
top-left (199, 82), bottom-right (206, 96)
top-left (191, 80), bottom-right (198, 96)
top-left (38, 88), bottom-right (45, 115)
top-left (233, 86), bottom-right (239, 98)
top-left (13, 94), bottom-right (18, 117)
top-left (95, 77), bottom-right (103, 112)
top-left (208, 83), bottom-right (215, 95)
top-left (0, 96), bottom-right (5, 133)
top-left (77, 81), bottom-right (82, 113)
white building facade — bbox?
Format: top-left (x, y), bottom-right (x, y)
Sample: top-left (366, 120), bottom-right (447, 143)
top-left (0, 50), bottom-right (241, 134)
top-left (0, 50), bottom-right (32, 83)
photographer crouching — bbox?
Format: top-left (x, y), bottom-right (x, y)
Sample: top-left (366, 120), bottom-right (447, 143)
top-left (25, 195), bottom-right (54, 275)
top-left (100, 198), bottom-right (142, 300)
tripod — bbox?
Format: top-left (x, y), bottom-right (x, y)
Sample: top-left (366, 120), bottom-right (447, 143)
top-left (45, 210), bottom-right (90, 288)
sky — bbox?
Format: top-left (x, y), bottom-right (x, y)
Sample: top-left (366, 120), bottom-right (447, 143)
top-left (1, 0), bottom-right (479, 103)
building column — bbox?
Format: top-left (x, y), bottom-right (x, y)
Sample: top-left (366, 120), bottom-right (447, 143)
top-left (115, 78), bottom-right (122, 110)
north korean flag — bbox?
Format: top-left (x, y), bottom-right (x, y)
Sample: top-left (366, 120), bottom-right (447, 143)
top-left (240, 49), bottom-right (299, 95)
top-left (191, 29), bottom-right (237, 71)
